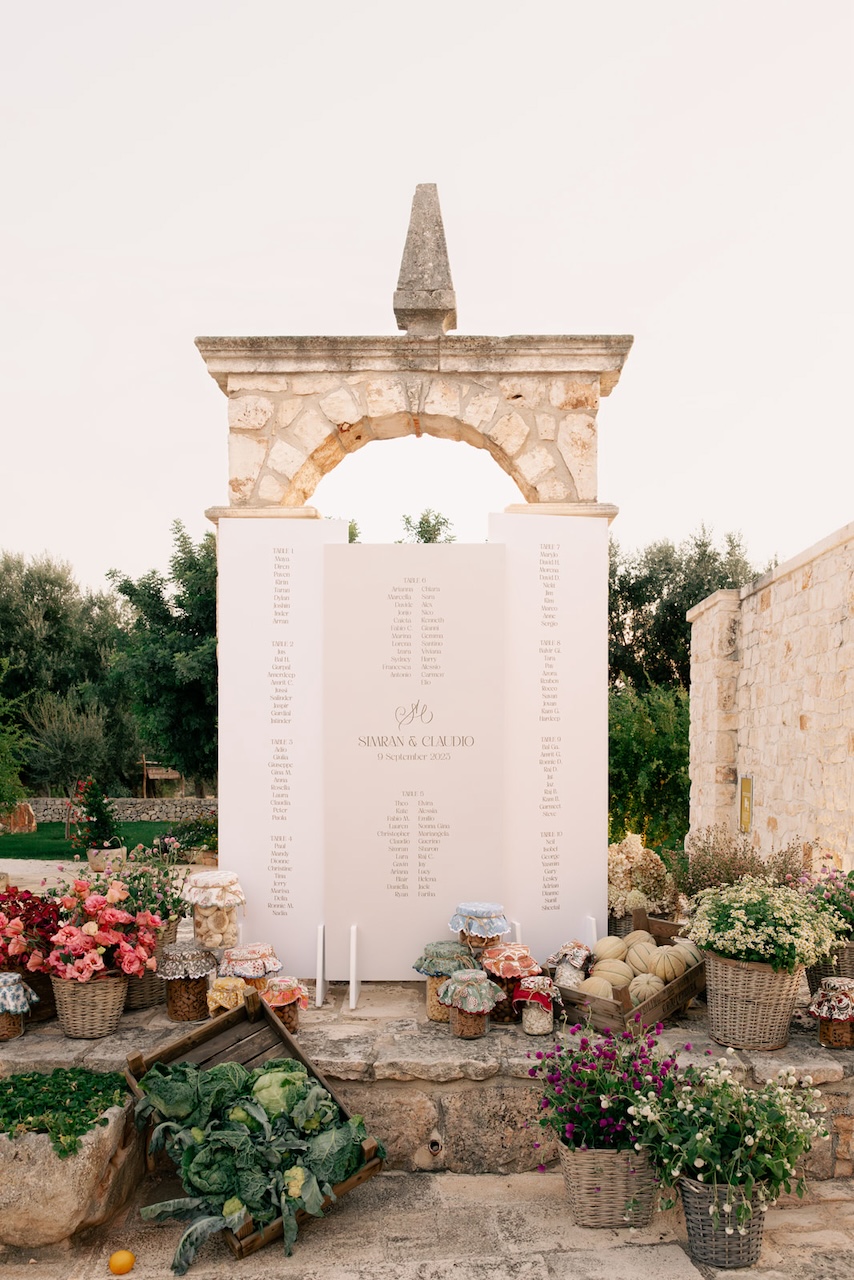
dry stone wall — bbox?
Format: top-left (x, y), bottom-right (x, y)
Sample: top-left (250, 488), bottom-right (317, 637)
top-left (28, 797), bottom-right (217, 824)
top-left (689, 523), bottom-right (853, 867)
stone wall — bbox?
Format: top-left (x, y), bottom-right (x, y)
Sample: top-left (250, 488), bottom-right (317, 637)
top-left (28, 797), bottom-right (217, 824)
top-left (688, 522), bottom-right (853, 866)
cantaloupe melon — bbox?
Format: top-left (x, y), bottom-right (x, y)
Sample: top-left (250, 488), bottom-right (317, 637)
top-left (649, 947), bottom-right (687, 983)
top-left (672, 938), bottom-right (703, 966)
top-left (578, 975), bottom-right (615, 1000)
top-left (625, 941), bottom-right (658, 975)
top-left (670, 944), bottom-right (701, 970)
top-left (591, 958), bottom-right (634, 987)
top-left (622, 929), bottom-right (655, 949)
top-left (629, 973), bottom-right (665, 1006)
top-left (592, 935), bottom-right (628, 962)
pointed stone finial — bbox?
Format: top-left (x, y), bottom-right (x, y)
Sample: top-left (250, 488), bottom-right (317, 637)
top-left (393, 184), bottom-right (457, 335)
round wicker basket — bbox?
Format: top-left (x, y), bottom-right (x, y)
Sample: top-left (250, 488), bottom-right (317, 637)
top-left (704, 951), bottom-right (802, 1050)
top-left (558, 1144), bottom-right (655, 1228)
top-left (50, 972), bottom-right (128, 1039)
top-left (126, 918), bottom-right (180, 1011)
top-left (679, 1176), bottom-right (764, 1268)
top-left (806, 940), bottom-right (854, 997)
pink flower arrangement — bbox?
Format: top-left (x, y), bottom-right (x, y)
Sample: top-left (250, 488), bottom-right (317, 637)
top-left (45, 878), bottom-right (162, 983)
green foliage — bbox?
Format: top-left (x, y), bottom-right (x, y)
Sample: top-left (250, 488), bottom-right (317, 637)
top-left (0, 1068), bottom-right (128, 1158)
top-left (110, 521), bottom-right (217, 788)
top-left (168, 812), bottom-right (218, 854)
top-left (609, 527), bottom-right (761, 691)
top-left (630, 1055), bottom-right (827, 1225)
top-left (68, 775), bottom-right (121, 848)
top-left (0, 663), bottom-right (27, 813)
top-left (347, 519), bottom-right (360, 544)
top-left (0, 552), bottom-right (139, 793)
top-left (397, 509), bottom-right (455, 543)
top-left (24, 692), bottom-right (109, 799)
top-left (608, 685), bottom-right (690, 848)
top-left (0, 820), bottom-right (171, 860)
top-left (688, 877), bottom-right (845, 972)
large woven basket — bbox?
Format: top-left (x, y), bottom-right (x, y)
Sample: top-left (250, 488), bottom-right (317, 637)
top-left (557, 1144), bottom-right (655, 1227)
top-left (704, 951), bottom-right (802, 1050)
top-left (126, 918), bottom-right (180, 1011)
top-left (680, 1176), bottom-right (764, 1268)
top-left (807, 940), bottom-right (854, 997)
top-left (51, 972), bottom-right (128, 1039)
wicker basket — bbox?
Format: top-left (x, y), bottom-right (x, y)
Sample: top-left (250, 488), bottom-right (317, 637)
top-left (126, 918), bottom-right (180, 1011)
top-left (704, 951), bottom-right (802, 1050)
top-left (0, 1010), bottom-right (23, 1041)
top-left (51, 972), bottom-right (129, 1039)
top-left (807, 941), bottom-right (854, 997)
top-left (680, 1176), bottom-right (764, 1268)
top-left (558, 1144), bottom-right (655, 1227)
top-left (607, 914), bottom-right (635, 939)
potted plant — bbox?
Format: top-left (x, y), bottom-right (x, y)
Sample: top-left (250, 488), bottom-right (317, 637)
top-left (789, 866), bottom-right (854, 994)
top-left (77, 854), bottom-right (191, 1010)
top-left (45, 877), bottom-right (162, 1038)
top-left (607, 833), bottom-right (677, 936)
top-left (630, 1051), bottom-right (827, 1268)
top-left (0, 886), bottom-right (62, 1020)
top-left (687, 876), bottom-right (844, 1050)
top-left (529, 1017), bottom-right (678, 1227)
top-left (68, 777), bottom-right (125, 870)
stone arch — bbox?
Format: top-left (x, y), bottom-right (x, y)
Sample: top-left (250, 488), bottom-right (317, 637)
top-left (225, 369), bottom-right (603, 509)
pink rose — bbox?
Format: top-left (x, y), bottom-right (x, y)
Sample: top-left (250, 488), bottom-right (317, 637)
top-left (7, 936), bottom-right (27, 957)
top-left (83, 894), bottom-right (108, 915)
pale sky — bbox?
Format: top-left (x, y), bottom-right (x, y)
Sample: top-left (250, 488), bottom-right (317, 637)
top-left (1, 1), bottom-right (851, 591)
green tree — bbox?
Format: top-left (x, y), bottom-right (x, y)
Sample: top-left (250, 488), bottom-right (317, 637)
top-left (24, 693), bottom-right (110, 801)
top-left (608, 684), bottom-right (690, 847)
top-left (0, 552), bottom-right (139, 792)
top-left (397, 510), bottom-right (455, 544)
top-left (110, 521), bottom-right (217, 791)
top-left (609, 527), bottom-right (761, 691)
top-left (0, 663), bottom-right (27, 814)
top-left (348, 519), bottom-right (360, 544)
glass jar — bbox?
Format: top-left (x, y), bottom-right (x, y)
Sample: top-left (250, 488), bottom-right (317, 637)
top-left (450, 1007), bottom-right (489, 1039)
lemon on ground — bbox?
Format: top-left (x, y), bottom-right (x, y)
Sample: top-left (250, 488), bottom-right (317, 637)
top-left (108, 1250), bottom-right (136, 1275)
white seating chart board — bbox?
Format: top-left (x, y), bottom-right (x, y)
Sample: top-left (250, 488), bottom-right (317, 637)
top-left (216, 511), bottom-right (608, 984)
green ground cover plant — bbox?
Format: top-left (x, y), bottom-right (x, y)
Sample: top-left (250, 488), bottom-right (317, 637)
top-left (0, 820), bottom-right (172, 859)
top-left (0, 1068), bottom-right (128, 1157)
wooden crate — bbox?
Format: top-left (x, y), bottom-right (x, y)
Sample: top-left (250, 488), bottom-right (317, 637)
top-left (125, 990), bottom-right (383, 1259)
top-left (557, 911), bottom-right (706, 1033)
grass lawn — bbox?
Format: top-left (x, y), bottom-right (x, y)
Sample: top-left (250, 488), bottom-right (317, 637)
top-left (0, 821), bottom-right (173, 860)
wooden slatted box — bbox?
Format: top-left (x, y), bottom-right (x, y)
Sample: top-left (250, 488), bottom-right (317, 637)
top-left (125, 989), bottom-right (383, 1259)
top-left (557, 911), bottom-right (706, 1033)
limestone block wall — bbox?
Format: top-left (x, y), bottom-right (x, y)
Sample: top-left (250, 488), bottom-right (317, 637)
top-left (689, 523), bottom-right (854, 866)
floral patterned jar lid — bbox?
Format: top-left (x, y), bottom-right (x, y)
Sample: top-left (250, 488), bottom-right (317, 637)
top-left (481, 943), bottom-right (542, 980)
top-left (159, 940), bottom-right (219, 980)
top-left (809, 976), bottom-right (854, 1022)
top-left (219, 943), bottom-right (282, 979)
top-left (437, 969), bottom-right (506, 1013)
top-left (547, 940), bottom-right (592, 969)
top-left (181, 871), bottom-right (246, 908)
top-left (512, 974), bottom-right (561, 1010)
top-left (413, 941), bottom-right (482, 977)
top-left (262, 977), bottom-right (310, 1010)
top-left (0, 971), bottom-right (38, 1014)
top-left (448, 902), bottom-right (510, 939)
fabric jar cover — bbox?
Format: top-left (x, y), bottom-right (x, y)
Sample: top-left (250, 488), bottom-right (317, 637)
top-left (0, 972), bottom-right (39, 1014)
top-left (448, 902), bottom-right (510, 940)
top-left (809, 977), bottom-right (854, 1022)
top-left (158, 940), bottom-right (219, 980)
top-left (547, 940), bottom-right (591, 991)
top-left (219, 943), bottom-right (282, 979)
top-left (413, 941), bottom-right (482, 978)
top-left (512, 974), bottom-right (561, 1011)
top-left (481, 943), bottom-right (542, 980)
top-left (262, 977), bottom-right (310, 1010)
top-left (437, 969), bottom-right (506, 1013)
top-left (181, 870), bottom-right (246, 909)
top-left (207, 976), bottom-right (250, 1015)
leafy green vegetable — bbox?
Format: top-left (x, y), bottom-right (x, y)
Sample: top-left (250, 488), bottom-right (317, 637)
top-left (0, 1068), bottom-right (127, 1158)
top-left (135, 1053), bottom-right (381, 1272)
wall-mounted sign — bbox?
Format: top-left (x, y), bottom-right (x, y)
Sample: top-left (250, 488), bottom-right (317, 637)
top-left (739, 776), bottom-right (753, 833)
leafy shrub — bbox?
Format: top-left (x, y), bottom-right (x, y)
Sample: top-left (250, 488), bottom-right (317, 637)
top-left (168, 812), bottom-right (217, 855)
top-left (676, 825), bottom-right (807, 898)
top-left (0, 1068), bottom-right (127, 1157)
